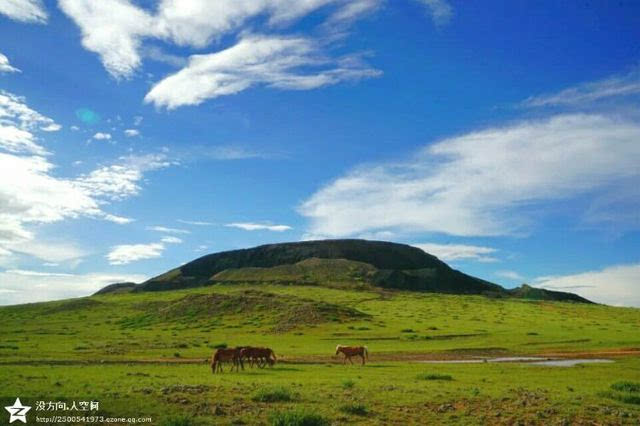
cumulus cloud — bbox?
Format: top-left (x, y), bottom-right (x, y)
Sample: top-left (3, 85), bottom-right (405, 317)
top-left (0, 125), bottom-right (48, 155)
top-left (413, 243), bottom-right (498, 262)
top-left (0, 90), bottom-right (61, 132)
top-left (0, 90), bottom-right (172, 263)
top-left (92, 132), bottom-right (111, 140)
top-left (0, 53), bottom-right (20, 73)
top-left (75, 154), bottom-right (174, 202)
top-left (534, 263), bottom-right (640, 307)
top-left (0, 0), bottom-right (47, 23)
top-left (523, 66), bottom-right (640, 108)
top-left (0, 269), bottom-right (147, 305)
top-left (225, 222), bottom-right (292, 232)
top-left (124, 129), bottom-right (140, 137)
top-left (144, 34), bottom-right (380, 109)
top-left (106, 243), bottom-right (164, 265)
top-left (300, 114), bottom-right (640, 238)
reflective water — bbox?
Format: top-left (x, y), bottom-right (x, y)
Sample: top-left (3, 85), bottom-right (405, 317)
top-left (416, 357), bottom-right (613, 366)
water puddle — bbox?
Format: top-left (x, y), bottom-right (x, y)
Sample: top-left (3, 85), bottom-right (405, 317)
top-left (416, 357), bottom-right (613, 366)
top-left (530, 359), bottom-right (614, 367)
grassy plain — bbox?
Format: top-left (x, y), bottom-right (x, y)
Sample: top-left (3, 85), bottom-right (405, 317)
top-left (1, 283), bottom-right (639, 424)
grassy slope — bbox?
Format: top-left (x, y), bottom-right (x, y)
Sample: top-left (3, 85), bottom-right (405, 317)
top-left (1, 284), bottom-right (639, 424)
top-left (1, 284), bottom-right (638, 362)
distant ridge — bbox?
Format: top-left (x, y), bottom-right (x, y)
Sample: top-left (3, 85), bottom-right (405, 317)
top-left (95, 239), bottom-right (592, 303)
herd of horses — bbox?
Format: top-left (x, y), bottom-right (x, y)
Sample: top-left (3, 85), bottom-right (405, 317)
top-left (210, 344), bottom-right (369, 373)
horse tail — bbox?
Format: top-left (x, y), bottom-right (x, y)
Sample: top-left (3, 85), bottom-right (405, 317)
top-left (363, 346), bottom-right (369, 360)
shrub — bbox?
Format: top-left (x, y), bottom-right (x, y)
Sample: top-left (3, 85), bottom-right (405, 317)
top-left (269, 409), bottom-right (329, 426)
top-left (341, 379), bottom-right (355, 389)
top-left (160, 416), bottom-right (199, 426)
top-left (401, 328), bottom-right (415, 333)
top-left (416, 373), bottom-right (453, 381)
top-left (339, 403), bottom-right (368, 416)
top-left (252, 387), bottom-right (293, 403)
top-left (603, 391), bottom-right (640, 405)
top-left (611, 381), bottom-right (640, 393)
top-left (212, 342), bottom-right (228, 349)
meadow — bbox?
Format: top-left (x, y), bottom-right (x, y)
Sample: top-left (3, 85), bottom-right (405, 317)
top-left (1, 283), bottom-right (639, 424)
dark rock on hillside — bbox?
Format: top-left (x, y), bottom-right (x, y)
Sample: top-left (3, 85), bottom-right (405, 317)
top-left (508, 284), bottom-right (593, 304)
top-left (93, 282), bottom-right (137, 295)
top-left (136, 239), bottom-right (504, 295)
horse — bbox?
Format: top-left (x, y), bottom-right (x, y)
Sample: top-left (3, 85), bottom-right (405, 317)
top-left (211, 347), bottom-right (244, 373)
top-left (335, 345), bottom-right (368, 365)
top-left (239, 347), bottom-right (277, 368)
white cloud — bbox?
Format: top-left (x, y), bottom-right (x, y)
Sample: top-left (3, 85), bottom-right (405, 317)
top-left (413, 243), bottom-right (498, 262)
top-left (92, 132), bottom-right (111, 140)
top-left (0, 53), bottom-right (20, 73)
top-left (124, 129), bottom-right (140, 137)
top-left (0, 90), bottom-right (172, 264)
top-left (0, 0), bottom-right (47, 24)
top-left (103, 214), bottom-right (134, 224)
top-left (144, 34), bottom-right (380, 109)
top-left (225, 222), bottom-right (292, 232)
top-left (58, 0), bottom-right (160, 79)
top-left (523, 67), bottom-right (640, 108)
top-left (0, 125), bottom-right (48, 155)
top-left (161, 236), bottom-right (183, 244)
top-left (416, 0), bottom-right (453, 27)
top-left (143, 45), bottom-right (187, 68)
top-left (59, 0), bottom-right (381, 80)
top-left (7, 240), bottom-right (86, 264)
top-left (300, 114), bottom-right (640, 238)
top-left (0, 90), bottom-right (61, 132)
top-left (0, 269), bottom-right (147, 305)
top-left (534, 263), bottom-right (640, 307)
top-left (75, 153), bottom-right (173, 201)
top-left (106, 243), bottom-right (164, 265)
top-left (177, 219), bottom-right (214, 226)
top-left (495, 270), bottom-right (524, 281)
top-left (147, 226), bottom-right (190, 234)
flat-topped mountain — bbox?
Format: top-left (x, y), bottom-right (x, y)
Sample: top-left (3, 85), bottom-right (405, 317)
top-left (96, 239), bottom-right (592, 303)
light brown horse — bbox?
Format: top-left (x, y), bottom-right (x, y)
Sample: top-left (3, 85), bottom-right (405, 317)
top-left (239, 347), bottom-right (277, 368)
top-left (335, 345), bottom-right (368, 365)
top-left (211, 347), bottom-right (243, 373)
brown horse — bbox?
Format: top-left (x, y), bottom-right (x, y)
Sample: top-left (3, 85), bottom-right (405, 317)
top-left (335, 345), bottom-right (368, 365)
top-left (239, 347), bottom-right (277, 368)
top-left (211, 347), bottom-right (243, 373)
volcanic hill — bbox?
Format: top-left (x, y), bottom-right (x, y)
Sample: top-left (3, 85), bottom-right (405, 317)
top-left (96, 239), bottom-right (591, 303)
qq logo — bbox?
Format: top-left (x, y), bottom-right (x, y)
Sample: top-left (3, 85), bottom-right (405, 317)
top-left (4, 398), bottom-right (31, 424)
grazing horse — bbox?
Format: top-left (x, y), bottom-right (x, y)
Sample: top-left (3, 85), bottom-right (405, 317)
top-left (211, 347), bottom-right (243, 373)
top-left (335, 345), bottom-right (368, 365)
top-left (239, 347), bottom-right (277, 368)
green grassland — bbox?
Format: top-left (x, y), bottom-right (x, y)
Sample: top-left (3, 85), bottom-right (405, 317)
top-left (1, 283), bottom-right (640, 424)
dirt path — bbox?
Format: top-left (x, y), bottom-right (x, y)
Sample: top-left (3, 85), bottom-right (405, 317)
top-left (1, 348), bottom-right (638, 366)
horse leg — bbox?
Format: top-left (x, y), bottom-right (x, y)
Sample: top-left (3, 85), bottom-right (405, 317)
top-left (348, 355), bottom-right (354, 365)
top-left (361, 354), bottom-right (365, 365)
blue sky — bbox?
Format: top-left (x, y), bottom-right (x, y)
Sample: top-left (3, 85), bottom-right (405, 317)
top-left (0, 0), bottom-right (639, 306)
